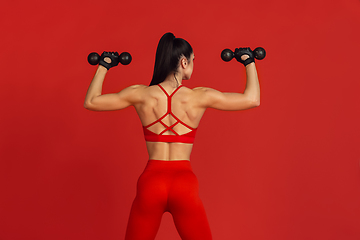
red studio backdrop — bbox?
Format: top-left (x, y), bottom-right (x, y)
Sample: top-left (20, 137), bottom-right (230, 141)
top-left (1, 0), bottom-right (360, 239)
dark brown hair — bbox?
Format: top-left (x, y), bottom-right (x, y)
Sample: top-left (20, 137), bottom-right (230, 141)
top-left (149, 32), bottom-right (193, 86)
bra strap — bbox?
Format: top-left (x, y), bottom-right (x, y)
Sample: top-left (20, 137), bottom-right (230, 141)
top-left (158, 84), bottom-right (183, 112)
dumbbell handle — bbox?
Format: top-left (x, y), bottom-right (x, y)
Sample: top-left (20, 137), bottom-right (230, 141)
top-left (87, 52), bottom-right (132, 66)
top-left (221, 47), bottom-right (266, 62)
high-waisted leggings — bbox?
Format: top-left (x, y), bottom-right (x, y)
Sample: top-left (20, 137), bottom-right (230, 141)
top-left (125, 160), bottom-right (212, 240)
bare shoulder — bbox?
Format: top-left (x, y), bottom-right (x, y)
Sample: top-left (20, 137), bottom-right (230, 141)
top-left (192, 86), bottom-right (222, 97)
top-left (190, 86), bottom-right (229, 109)
top-left (175, 86), bottom-right (207, 98)
top-left (120, 84), bottom-right (148, 95)
top-left (116, 84), bottom-right (149, 104)
top-left (124, 84), bottom-right (166, 101)
top-left (182, 86), bottom-right (217, 108)
top-left (125, 84), bottom-right (147, 91)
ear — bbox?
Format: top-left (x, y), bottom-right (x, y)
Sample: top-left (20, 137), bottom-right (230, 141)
top-left (180, 57), bottom-right (188, 69)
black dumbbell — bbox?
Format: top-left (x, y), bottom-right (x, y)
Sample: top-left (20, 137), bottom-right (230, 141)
top-left (221, 47), bottom-right (266, 62)
top-left (87, 52), bottom-right (132, 66)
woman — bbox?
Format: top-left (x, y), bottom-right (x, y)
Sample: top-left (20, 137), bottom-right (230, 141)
top-left (84, 32), bottom-right (260, 240)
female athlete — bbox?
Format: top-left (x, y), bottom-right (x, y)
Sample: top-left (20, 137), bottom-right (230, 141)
top-left (84, 32), bottom-right (260, 240)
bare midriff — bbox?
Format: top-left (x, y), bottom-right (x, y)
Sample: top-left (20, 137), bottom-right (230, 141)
top-left (146, 141), bottom-right (193, 161)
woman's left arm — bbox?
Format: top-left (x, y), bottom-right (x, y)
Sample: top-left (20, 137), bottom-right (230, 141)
top-left (84, 65), bottom-right (143, 111)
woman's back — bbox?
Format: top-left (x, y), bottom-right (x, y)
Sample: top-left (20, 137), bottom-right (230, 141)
top-left (133, 83), bottom-right (206, 161)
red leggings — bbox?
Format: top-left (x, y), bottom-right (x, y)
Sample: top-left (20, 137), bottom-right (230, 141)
top-left (125, 160), bottom-right (212, 240)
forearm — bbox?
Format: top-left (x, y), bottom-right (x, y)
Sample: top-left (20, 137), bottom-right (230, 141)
top-left (243, 62), bottom-right (260, 105)
top-left (84, 66), bottom-right (108, 106)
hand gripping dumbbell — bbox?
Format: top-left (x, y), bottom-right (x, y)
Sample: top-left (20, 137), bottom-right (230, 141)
top-left (221, 47), bottom-right (266, 62)
top-left (87, 51), bottom-right (132, 66)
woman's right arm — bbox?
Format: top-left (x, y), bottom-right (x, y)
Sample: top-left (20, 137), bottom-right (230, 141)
top-left (195, 62), bottom-right (260, 111)
top-left (84, 65), bottom-right (145, 111)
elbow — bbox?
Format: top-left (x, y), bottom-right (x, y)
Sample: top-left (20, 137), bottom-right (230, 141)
top-left (83, 101), bottom-right (94, 110)
top-left (254, 99), bottom-right (260, 107)
top-left (249, 98), bottom-right (260, 108)
top-left (248, 96), bottom-right (260, 108)
top-left (243, 92), bottom-right (260, 108)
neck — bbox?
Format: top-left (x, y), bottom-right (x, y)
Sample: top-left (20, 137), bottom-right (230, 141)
top-left (162, 72), bottom-right (183, 88)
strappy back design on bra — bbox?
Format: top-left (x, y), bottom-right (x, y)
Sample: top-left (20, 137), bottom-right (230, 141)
top-left (143, 85), bottom-right (197, 143)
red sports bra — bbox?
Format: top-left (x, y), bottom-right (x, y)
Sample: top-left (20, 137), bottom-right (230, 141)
top-left (143, 84), bottom-right (197, 143)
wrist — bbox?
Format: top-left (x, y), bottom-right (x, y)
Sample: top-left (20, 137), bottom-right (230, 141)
top-left (97, 65), bottom-right (108, 72)
top-left (242, 57), bottom-right (255, 66)
top-left (245, 62), bottom-right (255, 67)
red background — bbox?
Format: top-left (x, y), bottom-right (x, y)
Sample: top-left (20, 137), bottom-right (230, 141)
top-left (1, 0), bottom-right (360, 239)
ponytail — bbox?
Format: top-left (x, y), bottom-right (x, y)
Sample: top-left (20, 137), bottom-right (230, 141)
top-left (149, 32), bottom-right (193, 86)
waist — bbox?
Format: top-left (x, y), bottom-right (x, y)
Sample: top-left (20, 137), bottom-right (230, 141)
top-left (145, 159), bottom-right (193, 171)
top-left (148, 159), bottom-right (191, 162)
top-left (146, 141), bottom-right (193, 161)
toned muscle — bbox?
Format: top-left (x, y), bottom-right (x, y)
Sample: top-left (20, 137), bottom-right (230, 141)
top-left (133, 84), bottom-right (206, 161)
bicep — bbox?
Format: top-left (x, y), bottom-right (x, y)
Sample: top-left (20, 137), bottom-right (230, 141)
top-left (196, 87), bottom-right (259, 111)
top-left (84, 85), bottom-right (144, 111)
